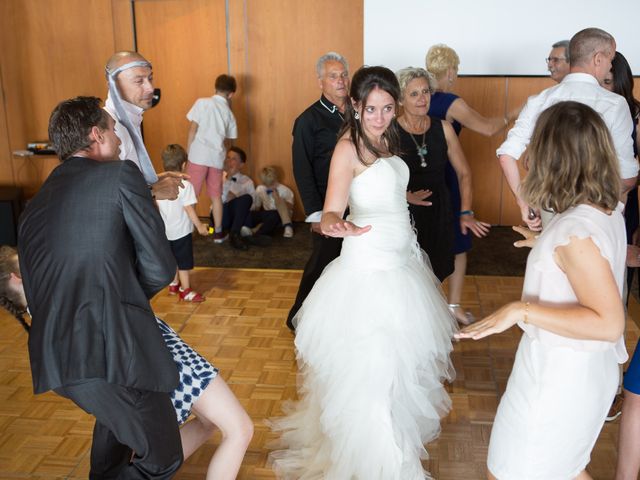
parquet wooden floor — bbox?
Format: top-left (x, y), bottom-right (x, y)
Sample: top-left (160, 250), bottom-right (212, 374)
top-left (0, 268), bottom-right (637, 479)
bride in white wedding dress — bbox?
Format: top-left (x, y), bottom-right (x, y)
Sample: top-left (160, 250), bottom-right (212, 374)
top-left (269, 66), bottom-right (458, 480)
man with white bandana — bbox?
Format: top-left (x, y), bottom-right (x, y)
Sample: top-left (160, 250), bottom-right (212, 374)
top-left (104, 51), bottom-right (185, 200)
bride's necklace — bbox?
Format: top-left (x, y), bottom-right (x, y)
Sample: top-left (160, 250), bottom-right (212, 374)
top-left (402, 118), bottom-right (428, 168)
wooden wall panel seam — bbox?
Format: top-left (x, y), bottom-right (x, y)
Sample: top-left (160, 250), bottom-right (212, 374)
top-left (0, 62), bottom-right (16, 184)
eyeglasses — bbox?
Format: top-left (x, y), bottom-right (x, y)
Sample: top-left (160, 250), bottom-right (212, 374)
top-left (546, 57), bottom-right (567, 64)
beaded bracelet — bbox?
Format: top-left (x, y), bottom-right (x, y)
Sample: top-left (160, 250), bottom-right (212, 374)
top-left (459, 210), bottom-right (474, 217)
top-left (523, 301), bottom-right (530, 324)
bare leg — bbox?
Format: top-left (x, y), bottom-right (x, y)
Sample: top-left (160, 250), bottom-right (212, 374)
top-left (211, 196), bottom-right (223, 231)
top-left (448, 253), bottom-right (473, 324)
top-left (171, 271), bottom-right (179, 285)
top-left (616, 389), bottom-right (640, 479)
top-left (180, 416), bottom-right (216, 461)
top-left (177, 270), bottom-right (190, 291)
top-left (448, 253), bottom-right (466, 305)
top-left (180, 376), bottom-right (253, 480)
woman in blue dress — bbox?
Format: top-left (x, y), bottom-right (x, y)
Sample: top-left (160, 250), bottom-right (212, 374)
top-left (426, 44), bottom-right (520, 324)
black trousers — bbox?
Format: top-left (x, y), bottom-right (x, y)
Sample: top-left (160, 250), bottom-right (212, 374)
top-left (55, 379), bottom-right (183, 479)
top-left (250, 210), bottom-right (281, 235)
top-left (286, 232), bottom-right (342, 330)
top-left (221, 194), bottom-right (252, 234)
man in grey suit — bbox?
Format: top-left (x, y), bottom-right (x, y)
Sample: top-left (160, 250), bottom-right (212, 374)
top-left (19, 97), bottom-right (182, 479)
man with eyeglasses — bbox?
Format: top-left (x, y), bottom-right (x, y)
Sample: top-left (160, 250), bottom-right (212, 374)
top-left (286, 52), bottom-right (350, 331)
top-left (546, 39), bottom-right (571, 83)
top-left (497, 27), bottom-right (637, 230)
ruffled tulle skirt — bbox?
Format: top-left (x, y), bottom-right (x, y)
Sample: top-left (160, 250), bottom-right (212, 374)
top-left (269, 241), bottom-right (457, 479)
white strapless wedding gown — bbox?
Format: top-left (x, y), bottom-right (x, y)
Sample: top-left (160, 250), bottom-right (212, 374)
top-left (270, 156), bottom-right (457, 479)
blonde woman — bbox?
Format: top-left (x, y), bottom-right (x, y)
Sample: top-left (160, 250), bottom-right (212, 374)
top-left (426, 44), bottom-right (519, 324)
top-left (457, 101), bottom-right (627, 479)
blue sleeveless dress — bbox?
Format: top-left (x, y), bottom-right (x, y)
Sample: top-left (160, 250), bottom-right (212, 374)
top-left (429, 92), bottom-right (472, 255)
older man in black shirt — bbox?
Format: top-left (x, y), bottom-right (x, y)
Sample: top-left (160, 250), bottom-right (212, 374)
top-left (286, 52), bottom-right (350, 331)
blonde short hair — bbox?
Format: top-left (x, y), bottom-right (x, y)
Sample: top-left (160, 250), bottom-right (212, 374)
top-left (395, 67), bottom-right (436, 97)
top-left (425, 44), bottom-right (460, 78)
top-left (521, 101), bottom-right (620, 214)
top-left (259, 166), bottom-right (279, 186)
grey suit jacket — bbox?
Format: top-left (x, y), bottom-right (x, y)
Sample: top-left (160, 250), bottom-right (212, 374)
top-left (19, 157), bottom-right (179, 394)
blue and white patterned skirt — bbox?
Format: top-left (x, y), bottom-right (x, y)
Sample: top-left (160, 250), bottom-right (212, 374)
top-left (156, 318), bottom-right (218, 424)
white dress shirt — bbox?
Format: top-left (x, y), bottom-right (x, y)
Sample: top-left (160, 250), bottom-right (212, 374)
top-left (222, 172), bottom-right (255, 204)
top-left (497, 73), bottom-right (638, 179)
top-left (254, 184), bottom-right (294, 212)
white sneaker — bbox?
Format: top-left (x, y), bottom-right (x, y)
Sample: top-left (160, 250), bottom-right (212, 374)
top-left (240, 226), bottom-right (253, 237)
top-left (283, 225), bottom-right (294, 238)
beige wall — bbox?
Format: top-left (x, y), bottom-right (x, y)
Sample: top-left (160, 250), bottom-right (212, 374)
top-left (1, 0), bottom-right (638, 223)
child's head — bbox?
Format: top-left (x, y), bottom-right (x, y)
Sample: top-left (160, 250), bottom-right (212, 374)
top-left (259, 167), bottom-right (279, 187)
top-left (224, 146), bottom-right (247, 176)
top-left (215, 74), bottom-right (237, 96)
top-left (0, 246), bottom-right (29, 332)
top-left (521, 101), bottom-right (621, 214)
top-left (161, 144), bottom-right (188, 172)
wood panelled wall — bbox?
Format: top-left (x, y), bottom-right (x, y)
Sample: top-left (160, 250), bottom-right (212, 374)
top-left (1, 0), bottom-right (638, 223)
top-left (0, 0), bottom-right (134, 197)
top-left (454, 76), bottom-right (555, 225)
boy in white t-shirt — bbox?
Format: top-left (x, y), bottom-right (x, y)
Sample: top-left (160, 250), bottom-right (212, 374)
top-left (251, 166), bottom-right (295, 238)
top-left (157, 145), bottom-right (209, 302)
top-left (186, 74), bottom-right (238, 245)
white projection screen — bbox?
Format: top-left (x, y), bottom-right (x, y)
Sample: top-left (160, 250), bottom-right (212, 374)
top-left (364, 0), bottom-right (640, 76)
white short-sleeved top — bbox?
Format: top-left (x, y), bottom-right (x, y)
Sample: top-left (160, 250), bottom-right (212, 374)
top-left (156, 180), bottom-right (198, 241)
top-left (519, 202), bottom-right (628, 362)
top-left (254, 184), bottom-right (294, 211)
top-left (187, 95), bottom-right (238, 169)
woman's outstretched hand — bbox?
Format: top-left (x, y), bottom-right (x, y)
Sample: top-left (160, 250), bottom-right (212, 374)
top-left (512, 225), bottom-right (538, 249)
top-left (459, 214), bottom-right (491, 237)
top-left (454, 302), bottom-right (522, 340)
top-left (322, 220), bottom-right (372, 238)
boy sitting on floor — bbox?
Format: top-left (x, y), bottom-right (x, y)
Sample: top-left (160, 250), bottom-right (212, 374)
top-left (248, 166), bottom-right (295, 238)
top-left (218, 146), bottom-right (270, 250)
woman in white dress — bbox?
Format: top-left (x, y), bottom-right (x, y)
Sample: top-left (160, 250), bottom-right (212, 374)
top-left (269, 66), bottom-right (458, 479)
top-left (456, 101), bottom-right (628, 479)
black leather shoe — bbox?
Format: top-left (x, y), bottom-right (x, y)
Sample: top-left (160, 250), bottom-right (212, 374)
top-left (285, 316), bottom-right (296, 333)
top-left (230, 232), bottom-right (249, 251)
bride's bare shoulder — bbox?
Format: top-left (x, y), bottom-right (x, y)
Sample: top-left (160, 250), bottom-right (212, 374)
top-left (333, 137), bottom-right (359, 163)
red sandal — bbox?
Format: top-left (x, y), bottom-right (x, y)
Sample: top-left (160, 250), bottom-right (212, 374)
top-left (179, 288), bottom-right (205, 303)
top-left (168, 282), bottom-right (180, 295)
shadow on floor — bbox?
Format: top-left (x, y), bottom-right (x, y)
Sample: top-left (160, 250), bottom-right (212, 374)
top-left (193, 223), bottom-right (529, 277)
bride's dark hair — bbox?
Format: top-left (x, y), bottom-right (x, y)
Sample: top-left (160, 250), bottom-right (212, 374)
top-left (338, 66), bottom-right (401, 166)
